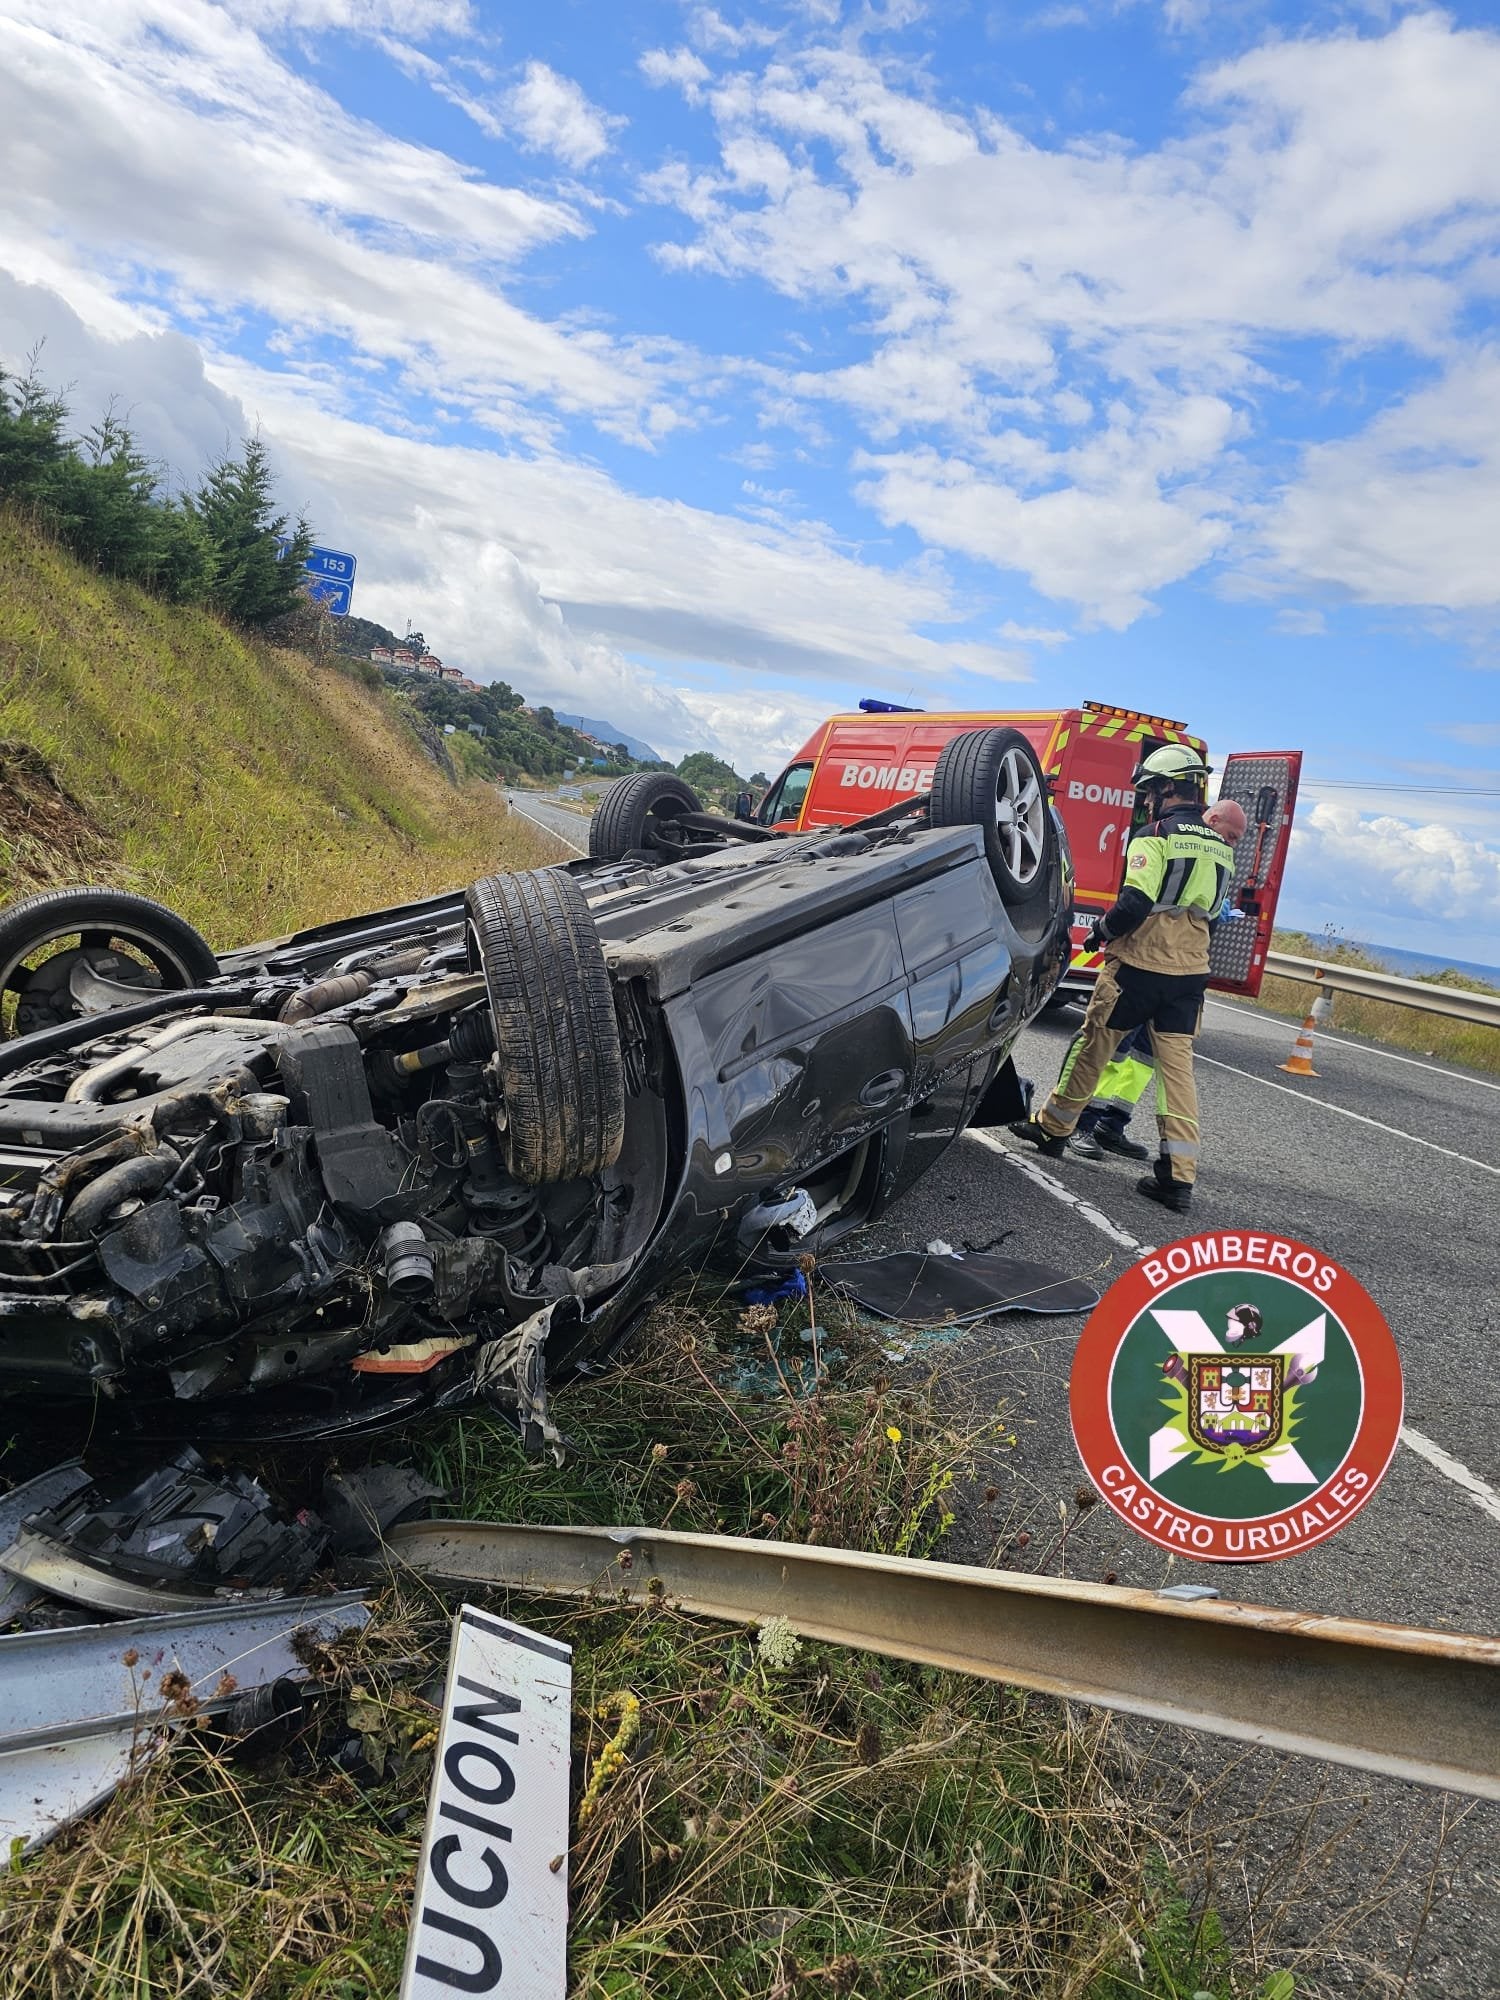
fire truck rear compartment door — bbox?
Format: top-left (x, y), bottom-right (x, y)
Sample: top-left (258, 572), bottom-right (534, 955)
top-left (1208, 751), bottom-right (1302, 998)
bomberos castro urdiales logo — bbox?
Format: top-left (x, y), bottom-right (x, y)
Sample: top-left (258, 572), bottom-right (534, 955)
top-left (1069, 1232), bottom-right (1403, 1561)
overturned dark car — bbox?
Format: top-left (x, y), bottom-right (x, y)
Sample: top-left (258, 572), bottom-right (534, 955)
top-left (0, 729), bottom-right (1072, 1450)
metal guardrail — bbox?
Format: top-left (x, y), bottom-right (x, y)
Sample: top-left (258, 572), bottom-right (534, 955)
top-left (1264, 952), bottom-right (1500, 1028)
top-left (387, 1521), bottom-right (1500, 1801)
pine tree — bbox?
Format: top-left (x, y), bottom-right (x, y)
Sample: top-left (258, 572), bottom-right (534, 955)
top-left (40, 403), bottom-right (162, 582)
top-left (0, 359), bottom-right (68, 501)
top-left (194, 434), bottom-right (314, 626)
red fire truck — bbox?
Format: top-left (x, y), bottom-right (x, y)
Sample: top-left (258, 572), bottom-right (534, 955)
top-left (754, 700), bottom-right (1300, 1001)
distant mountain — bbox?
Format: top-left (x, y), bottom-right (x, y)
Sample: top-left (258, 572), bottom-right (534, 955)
top-left (555, 713), bottom-right (663, 764)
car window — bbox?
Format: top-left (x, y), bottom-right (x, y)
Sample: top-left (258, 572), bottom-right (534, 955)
top-left (757, 762), bottom-right (813, 826)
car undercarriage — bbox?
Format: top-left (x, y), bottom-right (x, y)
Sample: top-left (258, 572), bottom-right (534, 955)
top-left (0, 738), bottom-right (1072, 1453)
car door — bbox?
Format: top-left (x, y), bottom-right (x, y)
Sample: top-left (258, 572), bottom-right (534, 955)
top-left (690, 898), bottom-right (916, 1178)
top-left (1207, 751), bottom-right (1303, 997)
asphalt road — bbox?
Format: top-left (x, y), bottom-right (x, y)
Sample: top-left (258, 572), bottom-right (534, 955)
top-left (519, 786), bottom-right (1498, 1993)
top-left (861, 1002), bottom-right (1500, 1999)
top-left (504, 790), bottom-right (597, 851)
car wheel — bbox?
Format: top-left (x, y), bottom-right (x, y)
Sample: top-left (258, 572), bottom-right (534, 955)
top-left (0, 886), bottom-right (220, 1039)
top-left (929, 727), bottom-right (1057, 910)
top-left (465, 868), bottom-right (626, 1185)
top-left (588, 773), bottom-right (703, 861)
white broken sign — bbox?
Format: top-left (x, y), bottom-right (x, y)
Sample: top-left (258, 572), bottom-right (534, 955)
top-left (400, 1606), bottom-right (573, 2000)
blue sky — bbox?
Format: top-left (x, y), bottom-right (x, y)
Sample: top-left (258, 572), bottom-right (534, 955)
top-left (1, 0), bottom-right (1498, 958)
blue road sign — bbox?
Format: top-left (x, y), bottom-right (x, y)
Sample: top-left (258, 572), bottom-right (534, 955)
top-left (305, 576), bottom-right (353, 617)
top-left (304, 545), bottom-right (357, 583)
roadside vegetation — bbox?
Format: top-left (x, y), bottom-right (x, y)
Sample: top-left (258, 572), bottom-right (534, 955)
top-left (1, 1290), bottom-right (1301, 2000)
top-left (0, 357), bottom-right (315, 628)
top-left (1243, 929), bottom-right (1500, 1077)
top-left (0, 513), bottom-right (565, 946)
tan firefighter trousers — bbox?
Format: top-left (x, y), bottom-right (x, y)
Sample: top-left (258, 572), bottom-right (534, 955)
top-left (1036, 963), bottom-right (1203, 1184)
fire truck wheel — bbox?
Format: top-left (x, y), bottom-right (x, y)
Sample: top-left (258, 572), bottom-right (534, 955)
top-left (588, 773), bottom-right (703, 861)
top-left (929, 727), bottom-right (1057, 910)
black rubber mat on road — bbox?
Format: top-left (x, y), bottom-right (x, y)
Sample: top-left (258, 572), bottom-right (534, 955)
top-left (819, 1251), bottom-right (1098, 1322)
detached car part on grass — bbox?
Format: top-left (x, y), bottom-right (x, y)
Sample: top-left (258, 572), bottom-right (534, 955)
top-left (0, 730), bottom-right (1071, 1446)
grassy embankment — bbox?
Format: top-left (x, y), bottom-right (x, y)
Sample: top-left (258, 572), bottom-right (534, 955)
top-left (1241, 930), bottom-right (1500, 1077)
top-left (0, 512), bottom-right (564, 943)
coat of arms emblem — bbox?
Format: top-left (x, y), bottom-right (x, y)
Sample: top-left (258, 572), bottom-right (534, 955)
top-left (1186, 1353), bottom-right (1285, 1454)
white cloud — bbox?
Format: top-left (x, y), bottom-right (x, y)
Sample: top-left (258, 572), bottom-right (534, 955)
top-left (238, 1), bottom-right (474, 32)
top-left (186, 350), bottom-right (1032, 750)
top-left (689, 8), bottom-right (781, 52)
top-left (670, 686), bottom-right (844, 775)
top-left (1286, 801), bottom-right (1500, 957)
top-left (646, 15), bottom-right (1500, 621)
top-left (640, 47), bottom-right (713, 99)
top-left (505, 62), bottom-right (620, 168)
top-left (1260, 351), bottom-right (1500, 613)
top-left (855, 443), bottom-right (1230, 629)
top-left (1272, 608), bottom-right (1327, 636)
top-left (998, 620), bottom-right (1070, 645)
top-left (1436, 723), bottom-right (1500, 748)
top-left (0, 2), bottom-right (673, 443)
top-left (0, 272), bottom-right (246, 481)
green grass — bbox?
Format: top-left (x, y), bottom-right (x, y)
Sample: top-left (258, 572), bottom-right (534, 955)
top-left (0, 511), bottom-right (566, 946)
top-left (0, 1297), bottom-right (1300, 2000)
top-left (1243, 930), bottom-right (1500, 1077)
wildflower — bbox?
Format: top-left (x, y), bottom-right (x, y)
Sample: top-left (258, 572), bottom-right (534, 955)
top-left (577, 1690), bottom-right (640, 1825)
top-left (885, 1425), bottom-right (902, 1444)
top-left (756, 1615), bottom-right (801, 1672)
top-left (650, 1442), bottom-right (669, 1463)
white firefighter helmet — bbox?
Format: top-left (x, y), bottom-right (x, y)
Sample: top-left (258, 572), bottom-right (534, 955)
top-left (1131, 743), bottom-right (1213, 791)
top-left (1136, 744), bottom-right (1216, 804)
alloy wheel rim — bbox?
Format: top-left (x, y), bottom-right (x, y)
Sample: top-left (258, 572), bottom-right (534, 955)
top-left (991, 747), bottom-right (1046, 885)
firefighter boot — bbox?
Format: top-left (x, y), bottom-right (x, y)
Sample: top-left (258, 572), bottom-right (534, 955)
top-left (1095, 1121), bottom-right (1150, 1162)
top-left (1136, 1159), bottom-right (1191, 1214)
top-left (1008, 1118), bottom-right (1067, 1160)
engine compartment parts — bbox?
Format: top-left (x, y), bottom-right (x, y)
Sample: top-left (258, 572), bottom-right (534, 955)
top-left (0, 1449), bottom-right (332, 1615)
top-left (0, 1453), bottom-right (449, 1621)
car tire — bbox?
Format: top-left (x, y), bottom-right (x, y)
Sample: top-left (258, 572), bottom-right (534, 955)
top-left (588, 773), bottom-right (703, 861)
top-left (0, 886), bottom-right (220, 1039)
top-left (929, 727), bottom-right (1057, 910)
top-left (465, 868), bottom-right (625, 1185)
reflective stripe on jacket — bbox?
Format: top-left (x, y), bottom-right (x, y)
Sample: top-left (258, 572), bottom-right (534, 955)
top-left (1102, 806), bottom-right (1235, 977)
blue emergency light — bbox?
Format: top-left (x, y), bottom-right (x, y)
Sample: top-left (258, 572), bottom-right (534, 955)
top-left (857, 698), bottom-right (926, 714)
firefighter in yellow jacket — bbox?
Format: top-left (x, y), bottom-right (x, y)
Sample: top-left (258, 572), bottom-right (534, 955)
top-left (1010, 745), bottom-right (1236, 1214)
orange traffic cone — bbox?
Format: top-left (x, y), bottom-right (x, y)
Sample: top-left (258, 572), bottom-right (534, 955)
top-left (1279, 986), bottom-right (1330, 1077)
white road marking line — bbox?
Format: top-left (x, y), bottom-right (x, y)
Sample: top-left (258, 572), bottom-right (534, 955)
top-left (965, 1129), bottom-right (1154, 1253)
top-left (1206, 998), bottom-right (1500, 1093)
top-left (968, 1133), bottom-right (1499, 1528)
top-left (1399, 1426), bottom-right (1500, 1527)
top-left (506, 796), bottom-right (584, 855)
top-left (1194, 1053), bottom-right (1500, 1177)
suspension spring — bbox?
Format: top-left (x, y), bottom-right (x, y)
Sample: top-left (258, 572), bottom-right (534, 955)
top-left (465, 1176), bottom-right (549, 1262)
